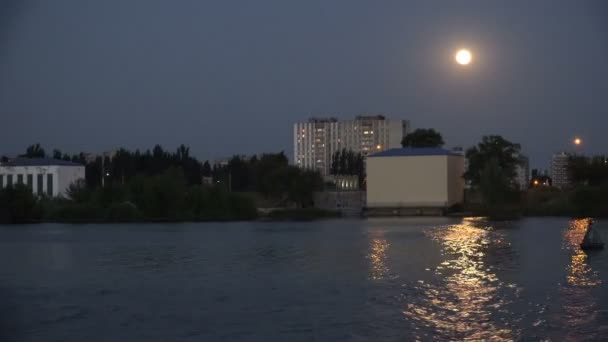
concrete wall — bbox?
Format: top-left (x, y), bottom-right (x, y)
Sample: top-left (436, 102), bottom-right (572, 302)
top-left (366, 155), bottom-right (450, 208)
top-left (0, 165), bottom-right (85, 197)
top-left (58, 166), bottom-right (85, 198)
top-left (314, 191), bottom-right (365, 215)
top-left (446, 155), bottom-right (465, 206)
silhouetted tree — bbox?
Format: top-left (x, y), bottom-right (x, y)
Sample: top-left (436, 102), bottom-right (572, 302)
top-left (401, 129), bottom-right (445, 148)
top-left (0, 184), bottom-right (42, 223)
top-left (465, 135), bottom-right (521, 187)
top-left (568, 155), bottom-right (608, 186)
top-left (52, 149), bottom-right (62, 159)
top-left (202, 161), bottom-right (212, 177)
top-left (330, 149), bottom-right (365, 185)
top-left (22, 144), bottom-right (46, 158)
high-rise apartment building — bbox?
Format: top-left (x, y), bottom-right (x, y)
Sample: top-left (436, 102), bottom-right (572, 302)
top-left (515, 155), bottom-right (530, 190)
top-left (551, 152), bottom-right (570, 188)
top-left (293, 115), bottom-right (409, 175)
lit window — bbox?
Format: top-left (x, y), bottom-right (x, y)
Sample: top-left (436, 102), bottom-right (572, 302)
top-left (363, 131), bottom-right (369, 135)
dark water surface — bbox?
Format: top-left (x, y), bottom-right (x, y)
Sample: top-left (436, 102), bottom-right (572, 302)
top-left (1, 218), bottom-right (608, 341)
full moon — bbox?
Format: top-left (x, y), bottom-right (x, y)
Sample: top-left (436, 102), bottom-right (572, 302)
top-left (455, 49), bottom-right (472, 65)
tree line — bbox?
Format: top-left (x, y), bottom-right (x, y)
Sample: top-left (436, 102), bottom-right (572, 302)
top-left (0, 144), bottom-right (325, 223)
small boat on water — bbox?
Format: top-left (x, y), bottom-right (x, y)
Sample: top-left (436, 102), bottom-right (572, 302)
top-left (581, 221), bottom-right (604, 250)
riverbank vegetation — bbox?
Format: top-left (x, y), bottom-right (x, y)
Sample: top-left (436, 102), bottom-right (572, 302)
top-left (464, 135), bottom-right (523, 220)
top-left (0, 144), bottom-right (324, 224)
top-left (4, 138), bottom-right (608, 223)
top-left (264, 208), bottom-right (341, 221)
top-left (464, 135), bottom-right (608, 219)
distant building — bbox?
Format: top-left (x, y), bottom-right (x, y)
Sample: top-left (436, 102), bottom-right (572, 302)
top-left (530, 169), bottom-right (552, 187)
top-left (551, 152), bottom-right (570, 188)
top-left (366, 148), bottom-right (465, 209)
top-left (0, 158), bottom-right (85, 197)
top-left (324, 175), bottom-right (360, 191)
top-left (515, 155), bottom-right (530, 190)
top-left (293, 115), bottom-right (409, 175)
top-left (213, 158), bottom-right (230, 167)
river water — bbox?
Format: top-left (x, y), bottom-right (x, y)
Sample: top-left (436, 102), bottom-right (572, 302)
top-left (1, 218), bottom-right (607, 341)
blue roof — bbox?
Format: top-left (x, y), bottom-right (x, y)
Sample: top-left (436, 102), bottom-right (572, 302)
top-left (368, 148), bottom-right (463, 158)
top-left (1, 158), bottom-right (83, 167)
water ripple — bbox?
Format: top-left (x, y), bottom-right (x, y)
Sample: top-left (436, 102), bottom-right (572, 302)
top-left (403, 220), bottom-right (520, 341)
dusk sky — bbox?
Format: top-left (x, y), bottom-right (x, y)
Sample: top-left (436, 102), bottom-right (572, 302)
top-left (1, 1), bottom-right (607, 169)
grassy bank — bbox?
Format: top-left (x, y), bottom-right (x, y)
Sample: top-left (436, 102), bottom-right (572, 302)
top-left (463, 185), bottom-right (608, 220)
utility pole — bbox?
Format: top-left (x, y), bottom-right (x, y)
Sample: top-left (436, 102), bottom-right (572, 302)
top-left (100, 150), bottom-right (114, 187)
top-left (101, 155), bottom-right (105, 187)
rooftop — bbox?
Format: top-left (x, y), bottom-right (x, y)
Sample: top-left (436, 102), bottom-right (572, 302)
top-left (368, 148), bottom-right (464, 158)
top-left (0, 158), bottom-right (84, 167)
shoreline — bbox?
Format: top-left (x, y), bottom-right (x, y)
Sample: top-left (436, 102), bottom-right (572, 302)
top-left (2, 212), bottom-right (603, 225)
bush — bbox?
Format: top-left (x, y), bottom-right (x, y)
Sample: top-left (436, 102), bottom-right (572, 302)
top-left (46, 203), bottom-right (105, 222)
top-left (105, 202), bottom-right (142, 222)
top-left (569, 185), bottom-right (608, 217)
top-left (227, 194), bottom-right (258, 220)
top-left (0, 185), bottom-right (43, 223)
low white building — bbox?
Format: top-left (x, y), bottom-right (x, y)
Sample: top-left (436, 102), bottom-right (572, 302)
top-left (0, 158), bottom-right (85, 197)
top-left (366, 148), bottom-right (465, 208)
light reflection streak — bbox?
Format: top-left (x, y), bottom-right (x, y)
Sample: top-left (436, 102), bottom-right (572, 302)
top-left (403, 219), bottom-right (517, 341)
top-left (557, 218), bottom-right (602, 340)
top-left (368, 238), bottom-right (390, 280)
top-left (563, 218), bottom-right (601, 288)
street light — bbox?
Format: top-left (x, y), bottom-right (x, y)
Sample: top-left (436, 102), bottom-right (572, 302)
top-left (574, 137), bottom-right (582, 146)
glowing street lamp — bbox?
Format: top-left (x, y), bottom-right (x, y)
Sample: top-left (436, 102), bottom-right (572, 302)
top-left (573, 137), bottom-right (582, 146)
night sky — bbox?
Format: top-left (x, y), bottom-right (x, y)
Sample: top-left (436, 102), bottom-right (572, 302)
top-left (1, 1), bottom-right (607, 169)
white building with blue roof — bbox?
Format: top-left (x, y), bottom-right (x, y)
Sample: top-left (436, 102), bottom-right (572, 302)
top-left (366, 148), bottom-right (465, 210)
top-left (0, 158), bottom-right (85, 198)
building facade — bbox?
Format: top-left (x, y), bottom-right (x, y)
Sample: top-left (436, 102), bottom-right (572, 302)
top-left (0, 158), bottom-right (85, 197)
top-left (515, 155), bottom-right (530, 190)
top-left (551, 152), bottom-right (570, 189)
top-left (293, 115), bottom-right (409, 175)
top-left (366, 148), bottom-right (465, 209)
